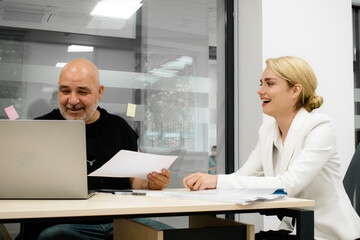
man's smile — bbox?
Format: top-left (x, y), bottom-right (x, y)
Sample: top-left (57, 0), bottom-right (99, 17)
top-left (66, 106), bottom-right (85, 113)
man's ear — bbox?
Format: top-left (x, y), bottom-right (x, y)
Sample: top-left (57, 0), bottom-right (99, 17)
top-left (98, 85), bottom-right (104, 101)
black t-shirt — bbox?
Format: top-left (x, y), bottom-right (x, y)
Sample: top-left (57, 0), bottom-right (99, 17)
top-left (35, 107), bottom-right (138, 190)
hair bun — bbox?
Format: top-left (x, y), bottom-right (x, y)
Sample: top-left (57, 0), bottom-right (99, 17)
top-left (305, 95), bottom-right (323, 112)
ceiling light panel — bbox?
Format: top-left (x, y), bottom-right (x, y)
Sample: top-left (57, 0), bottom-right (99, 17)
top-left (91, 0), bottom-right (142, 19)
top-left (67, 45), bottom-right (94, 52)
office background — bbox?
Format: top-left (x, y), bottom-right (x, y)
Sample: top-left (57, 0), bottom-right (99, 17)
top-left (0, 0), bottom-right (229, 235)
top-left (0, 0), bottom-right (356, 236)
top-left (0, 0), bottom-right (229, 188)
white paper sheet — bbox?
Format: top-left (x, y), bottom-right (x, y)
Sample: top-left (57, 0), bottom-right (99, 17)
top-left (88, 150), bottom-right (177, 179)
top-left (115, 188), bottom-right (287, 205)
top-left (164, 189), bottom-right (287, 205)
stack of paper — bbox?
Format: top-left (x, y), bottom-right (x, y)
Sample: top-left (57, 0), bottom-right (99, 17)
top-left (165, 188), bottom-right (287, 205)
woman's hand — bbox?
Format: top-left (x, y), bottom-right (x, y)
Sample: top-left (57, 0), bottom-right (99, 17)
top-left (183, 172), bottom-right (218, 191)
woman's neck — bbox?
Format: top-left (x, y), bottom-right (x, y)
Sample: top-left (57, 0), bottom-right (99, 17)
top-left (275, 110), bottom-right (297, 143)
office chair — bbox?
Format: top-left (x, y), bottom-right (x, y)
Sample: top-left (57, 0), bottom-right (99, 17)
top-left (343, 143), bottom-right (360, 216)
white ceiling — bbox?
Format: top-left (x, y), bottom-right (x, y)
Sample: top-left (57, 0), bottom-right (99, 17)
top-left (0, 0), bottom-right (137, 38)
top-left (354, 0), bottom-right (360, 6)
top-left (0, 0), bottom-right (217, 43)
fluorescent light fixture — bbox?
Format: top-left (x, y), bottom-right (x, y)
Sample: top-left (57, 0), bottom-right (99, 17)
top-left (161, 61), bottom-right (186, 70)
top-left (55, 62), bottom-right (67, 68)
top-left (149, 68), bottom-right (177, 78)
top-left (176, 56), bottom-right (193, 65)
top-left (67, 45), bottom-right (94, 52)
top-left (161, 56), bottom-right (193, 70)
top-left (91, 0), bottom-right (142, 19)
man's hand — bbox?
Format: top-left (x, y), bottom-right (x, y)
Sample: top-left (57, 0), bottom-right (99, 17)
top-left (183, 172), bottom-right (218, 191)
top-left (147, 168), bottom-right (171, 190)
top-left (130, 168), bottom-right (171, 190)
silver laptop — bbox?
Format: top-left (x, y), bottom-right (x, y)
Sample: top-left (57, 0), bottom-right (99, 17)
top-left (0, 120), bottom-right (90, 199)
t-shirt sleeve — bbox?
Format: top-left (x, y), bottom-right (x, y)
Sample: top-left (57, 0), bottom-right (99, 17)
top-left (111, 117), bottom-right (139, 151)
top-left (119, 118), bottom-right (139, 151)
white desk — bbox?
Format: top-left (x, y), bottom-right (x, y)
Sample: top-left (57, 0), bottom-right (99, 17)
top-left (0, 193), bottom-right (315, 239)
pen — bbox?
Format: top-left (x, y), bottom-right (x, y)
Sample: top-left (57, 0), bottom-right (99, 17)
top-left (94, 189), bottom-right (146, 196)
top-left (131, 192), bottom-right (146, 196)
top-left (95, 189), bottom-right (132, 194)
top-left (115, 192), bottom-right (146, 196)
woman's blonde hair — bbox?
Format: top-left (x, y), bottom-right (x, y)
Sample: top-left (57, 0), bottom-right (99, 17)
top-left (266, 56), bottom-right (323, 112)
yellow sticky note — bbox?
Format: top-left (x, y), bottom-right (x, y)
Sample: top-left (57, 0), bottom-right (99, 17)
top-left (126, 103), bottom-right (136, 117)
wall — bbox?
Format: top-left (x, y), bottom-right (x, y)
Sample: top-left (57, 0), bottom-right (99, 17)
top-left (235, 0), bottom-right (354, 231)
top-left (262, 0), bottom-right (354, 176)
top-left (234, 0), bottom-right (265, 232)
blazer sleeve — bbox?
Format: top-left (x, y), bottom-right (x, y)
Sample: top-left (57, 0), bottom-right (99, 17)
top-left (233, 140), bottom-right (264, 176)
top-left (217, 114), bottom-right (337, 197)
top-left (217, 129), bottom-right (265, 189)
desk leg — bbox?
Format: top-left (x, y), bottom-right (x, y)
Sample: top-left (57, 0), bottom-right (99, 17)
top-left (295, 210), bottom-right (314, 240)
top-left (258, 208), bottom-right (314, 240)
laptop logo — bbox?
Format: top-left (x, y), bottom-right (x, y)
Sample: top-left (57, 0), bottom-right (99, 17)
top-left (87, 159), bottom-right (96, 166)
top-left (17, 152), bottom-right (35, 167)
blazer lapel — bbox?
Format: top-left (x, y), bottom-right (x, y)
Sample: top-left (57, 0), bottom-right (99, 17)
top-left (278, 108), bottom-right (310, 174)
top-left (262, 120), bottom-right (277, 177)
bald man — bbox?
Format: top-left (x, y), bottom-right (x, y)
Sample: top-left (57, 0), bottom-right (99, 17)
top-left (19, 59), bottom-right (171, 240)
top-left (57, 58), bottom-right (103, 124)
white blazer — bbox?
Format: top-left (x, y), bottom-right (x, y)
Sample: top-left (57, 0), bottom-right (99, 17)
top-left (217, 108), bottom-right (360, 240)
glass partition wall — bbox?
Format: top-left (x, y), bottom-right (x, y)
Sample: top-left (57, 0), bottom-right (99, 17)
top-left (0, 0), bottom-right (229, 188)
top-left (0, 0), bottom-right (233, 232)
top-left (354, 6), bottom-right (360, 147)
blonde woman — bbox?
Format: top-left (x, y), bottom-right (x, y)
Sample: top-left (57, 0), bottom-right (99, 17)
top-left (183, 56), bottom-right (360, 240)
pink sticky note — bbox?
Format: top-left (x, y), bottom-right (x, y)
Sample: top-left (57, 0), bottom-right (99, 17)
top-left (4, 105), bottom-right (19, 120)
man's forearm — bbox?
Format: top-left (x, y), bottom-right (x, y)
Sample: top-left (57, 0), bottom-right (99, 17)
top-left (130, 177), bottom-right (149, 189)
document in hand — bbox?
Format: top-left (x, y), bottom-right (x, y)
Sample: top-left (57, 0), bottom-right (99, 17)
top-left (88, 150), bottom-right (177, 179)
top-left (166, 189), bottom-right (287, 205)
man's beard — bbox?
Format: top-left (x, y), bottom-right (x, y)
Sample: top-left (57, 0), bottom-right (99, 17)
top-left (59, 101), bottom-right (98, 122)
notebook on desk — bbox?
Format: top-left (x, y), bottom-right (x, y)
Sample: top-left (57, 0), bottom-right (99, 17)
top-left (0, 119), bottom-right (91, 199)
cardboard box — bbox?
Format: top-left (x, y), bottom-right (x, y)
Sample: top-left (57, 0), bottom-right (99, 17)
top-left (114, 215), bottom-right (254, 240)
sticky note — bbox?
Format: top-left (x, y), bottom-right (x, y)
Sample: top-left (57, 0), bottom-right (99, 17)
top-left (126, 103), bottom-right (136, 117)
top-left (4, 105), bottom-right (19, 120)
